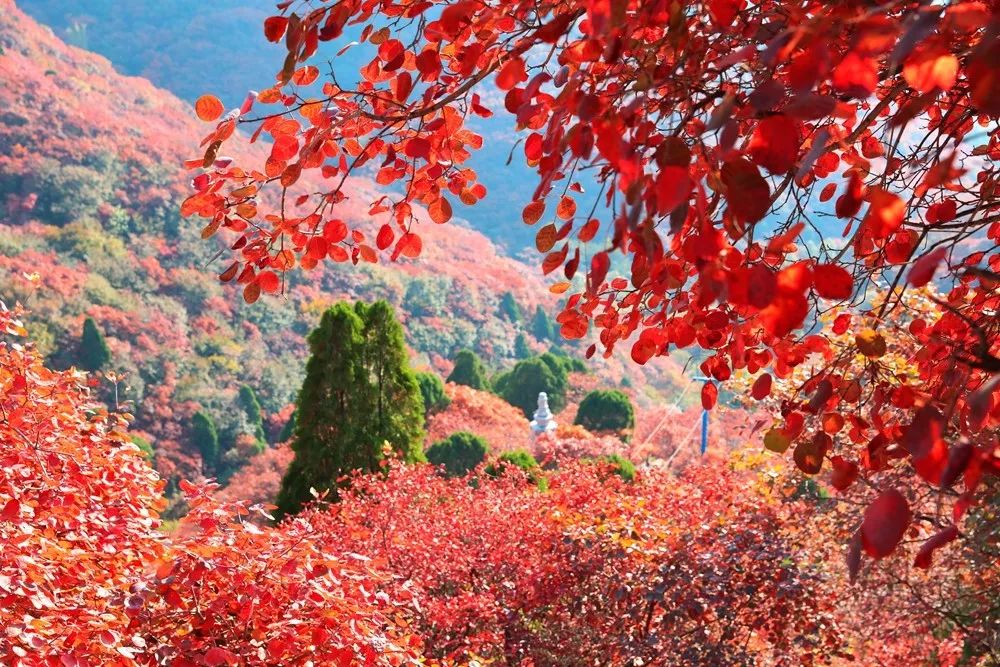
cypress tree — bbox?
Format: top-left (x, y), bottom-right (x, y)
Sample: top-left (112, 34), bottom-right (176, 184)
top-left (238, 384), bottom-right (267, 443)
top-left (446, 349), bottom-right (490, 390)
top-left (78, 317), bottom-right (111, 371)
top-left (191, 411), bottom-right (219, 472)
top-left (514, 333), bottom-right (532, 359)
top-left (496, 355), bottom-right (569, 418)
top-left (276, 301), bottom-right (424, 517)
top-left (498, 291), bottom-right (523, 323)
top-left (278, 409), bottom-right (297, 443)
top-left (531, 306), bottom-right (554, 341)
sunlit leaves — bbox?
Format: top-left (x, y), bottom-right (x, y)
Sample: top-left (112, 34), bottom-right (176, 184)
top-left (855, 328), bottom-right (887, 358)
top-left (748, 115), bottom-right (799, 174)
top-left (813, 264), bottom-right (853, 300)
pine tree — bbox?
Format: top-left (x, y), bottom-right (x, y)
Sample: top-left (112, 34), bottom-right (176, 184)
top-left (276, 301), bottom-right (424, 517)
top-left (238, 384), bottom-right (267, 444)
top-left (514, 333), bottom-right (532, 359)
top-left (531, 306), bottom-right (553, 341)
top-left (78, 317), bottom-right (111, 371)
top-left (495, 355), bottom-right (569, 418)
top-left (191, 411), bottom-right (219, 473)
top-left (446, 349), bottom-right (490, 391)
top-left (498, 291), bottom-right (523, 323)
top-left (416, 371), bottom-right (450, 415)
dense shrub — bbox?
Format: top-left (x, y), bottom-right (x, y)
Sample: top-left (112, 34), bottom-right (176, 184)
top-left (446, 349), bottom-right (490, 391)
top-left (426, 431), bottom-right (489, 477)
top-left (574, 389), bottom-right (636, 436)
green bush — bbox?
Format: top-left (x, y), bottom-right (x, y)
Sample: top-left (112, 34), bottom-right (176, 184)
top-left (416, 371), bottom-right (451, 415)
top-left (494, 354), bottom-right (568, 418)
top-left (590, 454), bottom-right (636, 482)
top-left (485, 449), bottom-right (546, 487)
top-left (446, 349), bottom-right (490, 391)
top-left (426, 431), bottom-right (489, 477)
top-left (574, 389), bottom-right (635, 436)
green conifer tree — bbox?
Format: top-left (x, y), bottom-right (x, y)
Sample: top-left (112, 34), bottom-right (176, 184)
top-left (496, 355), bottom-right (569, 418)
top-left (238, 384), bottom-right (267, 444)
top-left (446, 349), bottom-right (490, 390)
top-left (276, 301), bottom-right (424, 516)
top-left (78, 317), bottom-right (111, 371)
top-left (416, 371), bottom-right (450, 415)
top-left (498, 291), bottom-right (523, 323)
top-left (191, 411), bottom-right (219, 473)
top-left (514, 333), bottom-right (532, 359)
top-left (531, 306), bottom-right (554, 341)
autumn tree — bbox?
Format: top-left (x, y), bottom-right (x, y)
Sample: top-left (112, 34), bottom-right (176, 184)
top-left (185, 0), bottom-right (1000, 580)
top-left (425, 431), bottom-right (489, 477)
top-left (575, 389), bottom-right (635, 437)
top-left (446, 348), bottom-right (490, 390)
top-left (77, 316), bottom-right (110, 371)
top-left (191, 410), bottom-right (219, 473)
top-left (276, 301), bottom-right (424, 515)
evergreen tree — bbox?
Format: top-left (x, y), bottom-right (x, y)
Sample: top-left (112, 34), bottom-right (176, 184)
top-left (575, 389), bottom-right (636, 437)
top-left (276, 301), bottom-right (424, 516)
top-left (238, 384), bottom-right (267, 443)
top-left (78, 317), bottom-right (111, 371)
top-left (416, 371), bottom-right (450, 415)
top-left (426, 431), bottom-right (489, 477)
top-left (531, 306), bottom-right (554, 341)
top-left (446, 349), bottom-right (490, 391)
top-left (495, 355), bottom-right (569, 418)
top-left (514, 333), bottom-right (532, 359)
top-left (191, 411), bottom-right (219, 473)
top-left (498, 291), bottom-right (523, 323)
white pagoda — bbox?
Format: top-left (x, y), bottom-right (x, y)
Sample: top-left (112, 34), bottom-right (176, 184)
top-left (529, 392), bottom-right (557, 441)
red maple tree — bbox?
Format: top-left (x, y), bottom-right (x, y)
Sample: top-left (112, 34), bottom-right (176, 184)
top-left (187, 0), bottom-right (1000, 564)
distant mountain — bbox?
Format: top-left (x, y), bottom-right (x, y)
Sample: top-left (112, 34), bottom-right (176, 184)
top-left (16, 0), bottom-right (548, 252)
top-left (0, 0), bottom-right (684, 504)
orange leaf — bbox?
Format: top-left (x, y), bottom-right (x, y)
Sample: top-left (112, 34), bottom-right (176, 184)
top-left (195, 95), bottom-right (224, 122)
top-left (556, 196), bottom-right (577, 220)
top-left (428, 197), bottom-right (452, 224)
top-left (522, 200), bottom-right (545, 225)
top-left (903, 46), bottom-right (958, 93)
top-left (549, 282), bottom-right (571, 294)
top-left (536, 224), bottom-right (557, 253)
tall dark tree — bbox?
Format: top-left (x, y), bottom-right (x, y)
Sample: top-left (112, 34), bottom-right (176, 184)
top-left (276, 301), bottom-right (424, 516)
top-left (446, 349), bottom-right (490, 391)
top-left (514, 333), bottom-right (532, 359)
top-left (531, 306), bottom-right (553, 341)
top-left (191, 410), bottom-right (219, 473)
top-left (78, 317), bottom-right (111, 372)
top-left (498, 291), bottom-right (522, 323)
top-left (238, 384), bottom-right (267, 444)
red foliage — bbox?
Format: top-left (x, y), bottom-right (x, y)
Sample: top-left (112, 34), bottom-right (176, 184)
top-left (188, 0), bottom-right (1000, 560)
top-left (426, 383), bottom-right (530, 452)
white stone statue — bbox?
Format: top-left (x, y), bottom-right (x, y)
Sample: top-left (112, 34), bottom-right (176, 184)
top-left (530, 391), bottom-right (557, 440)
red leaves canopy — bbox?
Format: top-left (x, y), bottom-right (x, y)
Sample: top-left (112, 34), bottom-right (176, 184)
top-left (186, 0), bottom-right (1000, 571)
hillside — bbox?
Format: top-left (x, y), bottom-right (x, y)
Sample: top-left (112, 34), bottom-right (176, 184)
top-left (0, 0), bottom-right (688, 503)
top-left (17, 0), bottom-right (552, 252)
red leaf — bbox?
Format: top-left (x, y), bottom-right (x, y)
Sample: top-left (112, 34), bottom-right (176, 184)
top-left (0, 499), bottom-right (19, 522)
top-left (428, 197), bottom-right (452, 224)
top-left (914, 525), bottom-right (959, 569)
top-left (748, 115), bottom-right (799, 174)
top-left (830, 456), bottom-right (859, 491)
top-left (701, 382), bottom-right (718, 410)
top-left (907, 247), bottom-right (947, 287)
top-left (751, 373), bottom-right (772, 399)
top-left (655, 166), bottom-right (692, 215)
top-left (496, 57), bottom-right (527, 91)
top-left (861, 489), bottom-right (911, 558)
top-left (376, 224), bottom-right (394, 250)
top-left (813, 264), bottom-right (853, 300)
top-left (721, 159), bottom-right (770, 223)
top-left (264, 16), bottom-right (289, 43)
top-left (522, 200), bottom-right (545, 225)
